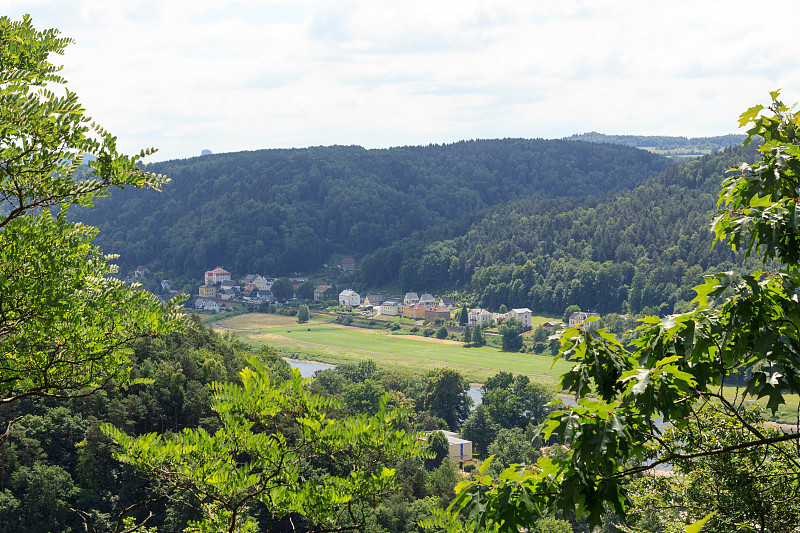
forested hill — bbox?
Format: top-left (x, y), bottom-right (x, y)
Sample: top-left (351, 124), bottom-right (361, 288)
top-left (359, 143), bottom-right (760, 316)
top-left (563, 132), bottom-right (746, 152)
top-left (75, 139), bottom-right (670, 278)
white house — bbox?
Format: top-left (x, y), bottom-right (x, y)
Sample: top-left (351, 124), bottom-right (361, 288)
top-left (468, 308), bottom-right (493, 326)
top-left (404, 292), bottom-right (419, 305)
top-left (194, 298), bottom-right (221, 313)
top-left (378, 299), bottom-right (402, 316)
top-left (418, 293), bottom-right (436, 306)
top-left (508, 308), bottom-right (533, 329)
top-left (339, 289), bottom-right (361, 307)
top-left (569, 311), bottom-right (601, 330)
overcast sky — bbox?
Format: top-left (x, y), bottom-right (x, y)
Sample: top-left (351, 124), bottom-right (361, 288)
top-left (7, 1), bottom-right (800, 162)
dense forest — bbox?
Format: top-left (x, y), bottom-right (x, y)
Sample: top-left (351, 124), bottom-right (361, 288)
top-left (73, 138), bottom-right (762, 317)
top-left (0, 318), bottom-right (572, 532)
top-left (563, 132), bottom-right (745, 151)
top-left (362, 144), bottom-right (761, 315)
top-left (75, 139), bottom-right (670, 278)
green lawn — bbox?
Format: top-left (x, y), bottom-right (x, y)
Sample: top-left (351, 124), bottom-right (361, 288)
top-left (258, 324), bottom-right (573, 379)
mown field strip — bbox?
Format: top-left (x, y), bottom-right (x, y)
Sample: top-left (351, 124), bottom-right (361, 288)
top-left (256, 324), bottom-right (573, 376)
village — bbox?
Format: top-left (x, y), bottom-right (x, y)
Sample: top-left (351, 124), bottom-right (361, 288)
top-left (171, 265), bottom-right (601, 335)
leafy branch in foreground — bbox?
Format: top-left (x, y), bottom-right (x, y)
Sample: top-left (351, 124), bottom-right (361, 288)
top-left (0, 14), bottom-right (185, 438)
top-left (436, 93), bottom-right (800, 532)
top-left (105, 360), bottom-right (426, 532)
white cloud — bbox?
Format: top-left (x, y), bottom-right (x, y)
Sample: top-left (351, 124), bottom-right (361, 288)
top-left (5, 0), bottom-right (800, 160)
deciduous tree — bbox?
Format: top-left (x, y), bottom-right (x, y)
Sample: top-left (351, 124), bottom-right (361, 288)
top-left (106, 360), bottom-right (424, 532)
top-left (297, 304), bottom-right (310, 324)
top-left (498, 317), bottom-right (524, 352)
top-left (0, 15), bottom-right (184, 439)
top-left (270, 277), bottom-right (294, 301)
top-left (440, 93), bottom-right (800, 532)
top-left (422, 369), bottom-right (471, 431)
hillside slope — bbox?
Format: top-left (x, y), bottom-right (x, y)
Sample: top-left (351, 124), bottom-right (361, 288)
top-left (75, 139), bottom-right (670, 278)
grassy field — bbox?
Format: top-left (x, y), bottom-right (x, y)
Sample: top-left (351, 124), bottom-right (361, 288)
top-left (214, 314), bottom-right (570, 386)
top-left (214, 313), bottom-right (800, 420)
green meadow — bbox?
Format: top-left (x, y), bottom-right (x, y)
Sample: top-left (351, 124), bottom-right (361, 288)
top-left (215, 315), bottom-right (572, 386)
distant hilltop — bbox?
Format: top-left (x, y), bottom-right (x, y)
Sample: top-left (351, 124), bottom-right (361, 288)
top-left (201, 149), bottom-right (213, 156)
top-left (564, 132), bottom-right (747, 160)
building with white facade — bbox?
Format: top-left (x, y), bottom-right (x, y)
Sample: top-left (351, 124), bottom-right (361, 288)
top-left (468, 308), bottom-right (493, 326)
top-left (425, 431), bottom-right (473, 463)
top-left (508, 308), bottom-right (533, 329)
top-left (339, 289), bottom-right (361, 307)
top-left (377, 299), bottom-right (402, 316)
top-left (569, 311), bottom-right (601, 330)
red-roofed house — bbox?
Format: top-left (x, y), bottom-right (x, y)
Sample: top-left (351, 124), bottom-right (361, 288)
top-left (205, 267), bottom-right (231, 285)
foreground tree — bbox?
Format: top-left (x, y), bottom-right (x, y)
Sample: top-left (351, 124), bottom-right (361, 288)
top-left (0, 16), bottom-right (184, 436)
top-left (106, 360), bottom-right (424, 532)
top-left (422, 368), bottom-right (472, 431)
top-left (616, 405), bottom-right (800, 533)
top-left (433, 93), bottom-right (800, 532)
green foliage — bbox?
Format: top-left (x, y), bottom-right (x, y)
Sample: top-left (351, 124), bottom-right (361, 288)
top-left (297, 304), bottom-right (310, 324)
top-left (77, 136), bottom-right (671, 280)
top-left (436, 325), bottom-right (449, 339)
top-left (439, 94), bottom-right (800, 532)
top-left (532, 516), bottom-right (573, 533)
top-left (427, 458), bottom-right (460, 507)
top-left (342, 379), bottom-right (388, 416)
top-left (635, 406), bottom-right (797, 533)
top-left (482, 372), bottom-right (552, 430)
top-left (459, 304), bottom-right (469, 326)
top-left (485, 427), bottom-right (540, 474)
top-left (564, 132), bottom-right (745, 153)
top-left (422, 369), bottom-right (472, 431)
top-left (270, 277), bottom-right (294, 301)
top-left (105, 360), bottom-right (425, 532)
top-left (562, 305), bottom-right (581, 323)
top-left (461, 404), bottom-right (499, 458)
top-left (0, 16), bottom-right (184, 415)
top-left (463, 325), bottom-right (472, 344)
top-left (425, 431), bottom-right (450, 471)
top-left (472, 325), bottom-right (485, 347)
top-left (499, 317), bottom-right (524, 351)
top-left (296, 280), bottom-right (316, 300)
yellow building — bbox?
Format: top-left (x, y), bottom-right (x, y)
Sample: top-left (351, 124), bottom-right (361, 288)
top-left (199, 284), bottom-right (217, 299)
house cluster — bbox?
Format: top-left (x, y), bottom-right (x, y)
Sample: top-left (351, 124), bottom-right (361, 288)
top-left (338, 290), bottom-right (456, 322)
top-left (194, 267), bottom-right (308, 312)
top-left (468, 307), bottom-right (533, 329)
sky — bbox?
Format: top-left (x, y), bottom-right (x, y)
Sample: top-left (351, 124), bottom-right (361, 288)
top-left (6, 1), bottom-right (800, 162)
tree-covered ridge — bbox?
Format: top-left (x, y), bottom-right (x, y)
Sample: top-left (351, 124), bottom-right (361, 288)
top-left (74, 139), bottom-right (670, 278)
top-left (361, 144), bottom-right (760, 316)
top-left (564, 132), bottom-right (746, 152)
top-left (431, 92), bottom-right (800, 533)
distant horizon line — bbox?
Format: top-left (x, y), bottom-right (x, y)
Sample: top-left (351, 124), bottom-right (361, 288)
top-left (144, 131), bottom-right (746, 164)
